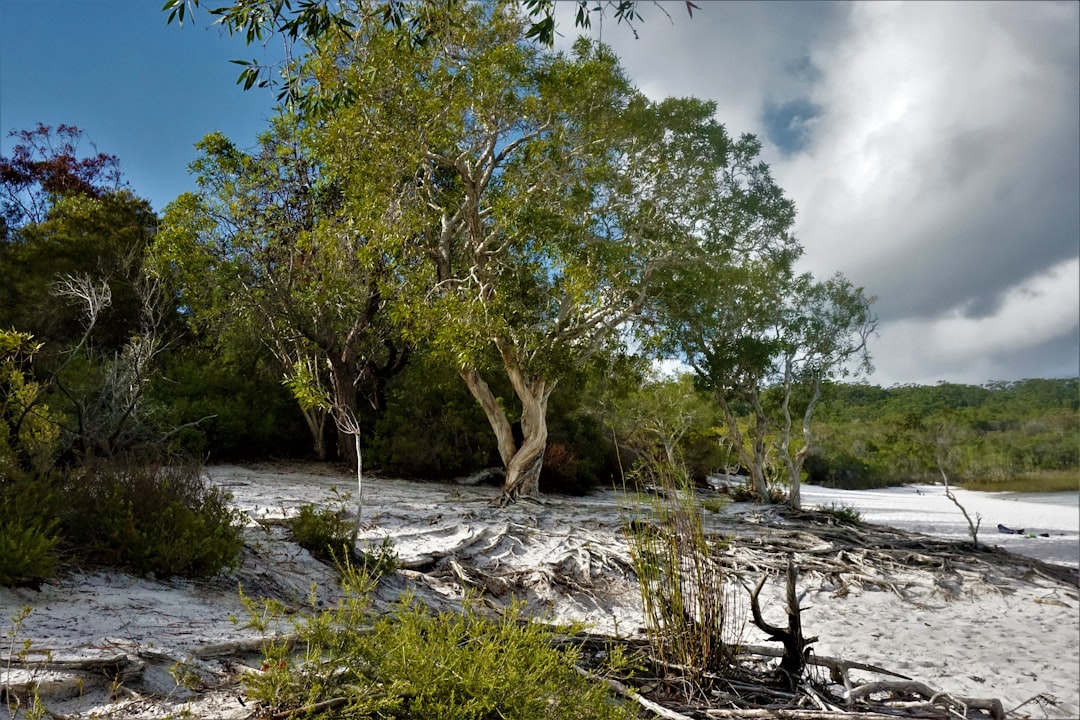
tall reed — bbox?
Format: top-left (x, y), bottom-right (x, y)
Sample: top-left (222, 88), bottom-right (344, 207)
top-left (621, 462), bottom-right (739, 688)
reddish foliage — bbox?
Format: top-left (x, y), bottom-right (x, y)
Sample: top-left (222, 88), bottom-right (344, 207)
top-left (0, 123), bottom-right (123, 228)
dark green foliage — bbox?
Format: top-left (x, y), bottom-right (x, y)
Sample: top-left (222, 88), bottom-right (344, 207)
top-left (61, 461), bottom-right (244, 578)
top-left (244, 589), bottom-right (635, 720)
top-left (368, 357), bottom-right (499, 479)
top-left (541, 412), bottom-right (612, 495)
top-left (151, 342), bottom-right (311, 461)
top-left (0, 473), bottom-right (61, 586)
top-left (0, 191), bottom-right (158, 358)
top-left (809, 379), bottom-right (1080, 489)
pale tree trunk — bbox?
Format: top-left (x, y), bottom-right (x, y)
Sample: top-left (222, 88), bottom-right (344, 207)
top-left (300, 406), bottom-right (329, 461)
top-left (779, 366), bottom-right (823, 510)
top-left (461, 361), bottom-right (555, 503)
top-left (461, 368), bottom-right (517, 469)
top-left (716, 390), bottom-right (772, 502)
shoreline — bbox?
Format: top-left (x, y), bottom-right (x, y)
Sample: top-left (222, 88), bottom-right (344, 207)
top-left (1, 464), bottom-right (1077, 719)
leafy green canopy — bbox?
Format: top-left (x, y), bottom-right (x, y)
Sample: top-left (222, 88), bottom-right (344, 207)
top-left (163, 0), bottom-right (698, 109)
top-left (294, 2), bottom-right (788, 497)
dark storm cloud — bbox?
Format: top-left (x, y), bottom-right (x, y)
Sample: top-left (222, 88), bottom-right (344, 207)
top-left (563, 1), bottom-right (1078, 384)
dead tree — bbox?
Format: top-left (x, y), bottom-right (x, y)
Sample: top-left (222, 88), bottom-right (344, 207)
top-left (748, 557), bottom-right (817, 689)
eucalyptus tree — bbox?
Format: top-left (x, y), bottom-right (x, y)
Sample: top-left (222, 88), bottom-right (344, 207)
top-left (300, 2), bottom-right (783, 501)
top-left (154, 117), bottom-right (406, 465)
top-left (663, 252), bottom-right (875, 507)
top-left (162, 0), bottom-right (696, 107)
top-left (772, 274), bottom-right (875, 507)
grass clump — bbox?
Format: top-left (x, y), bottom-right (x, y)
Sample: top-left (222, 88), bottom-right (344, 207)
top-left (816, 502), bottom-right (863, 525)
top-left (622, 462), bottom-right (740, 689)
top-left (244, 570), bottom-right (635, 720)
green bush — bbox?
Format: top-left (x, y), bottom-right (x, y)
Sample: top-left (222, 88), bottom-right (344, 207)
top-left (816, 502), bottom-right (863, 525)
top-left (0, 474), bottom-right (61, 587)
top-left (288, 501), bottom-right (400, 579)
top-left (287, 502), bottom-right (356, 563)
top-left (245, 588), bottom-right (635, 720)
top-left (0, 517), bottom-right (59, 588)
top-left (61, 461), bottom-right (244, 577)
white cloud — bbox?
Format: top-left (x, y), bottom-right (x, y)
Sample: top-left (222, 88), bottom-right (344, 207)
top-left (870, 257), bottom-right (1080, 386)
top-left (776, 2), bottom-right (1079, 318)
top-left (559, 1), bottom-right (1079, 385)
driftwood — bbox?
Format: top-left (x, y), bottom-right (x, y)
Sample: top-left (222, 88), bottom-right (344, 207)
top-left (746, 558), bottom-right (816, 685)
top-left (848, 680), bottom-right (1005, 720)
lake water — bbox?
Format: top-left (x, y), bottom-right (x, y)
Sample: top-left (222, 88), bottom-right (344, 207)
top-left (801, 483), bottom-right (1080, 569)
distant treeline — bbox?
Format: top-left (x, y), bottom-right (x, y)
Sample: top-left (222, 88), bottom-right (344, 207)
top-left (805, 379), bottom-right (1079, 490)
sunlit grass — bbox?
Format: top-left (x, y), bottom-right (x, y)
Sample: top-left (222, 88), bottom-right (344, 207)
top-left (959, 470), bottom-right (1079, 494)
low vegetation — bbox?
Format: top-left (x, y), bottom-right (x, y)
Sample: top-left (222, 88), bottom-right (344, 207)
top-left (243, 569), bottom-right (636, 720)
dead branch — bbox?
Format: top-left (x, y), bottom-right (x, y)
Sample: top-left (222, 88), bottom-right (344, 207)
top-left (848, 680), bottom-right (1004, 720)
top-left (746, 558), bottom-right (816, 685)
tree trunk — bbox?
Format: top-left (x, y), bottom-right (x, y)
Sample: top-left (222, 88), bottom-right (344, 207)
top-left (717, 391), bottom-right (771, 502)
top-left (502, 380), bottom-right (550, 500)
top-left (461, 360), bottom-right (554, 503)
top-left (779, 368), bottom-right (823, 511)
top-left (299, 405), bottom-right (329, 461)
top-left (461, 368), bottom-right (517, 469)
top-left (328, 353), bottom-right (360, 470)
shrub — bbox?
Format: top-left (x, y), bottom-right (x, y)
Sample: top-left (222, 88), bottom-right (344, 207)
top-left (61, 460), bottom-right (244, 577)
top-left (287, 502), bottom-right (356, 563)
top-left (244, 586), bottom-right (635, 720)
top-left (0, 516), bottom-right (59, 588)
top-left (288, 500), bottom-right (399, 578)
top-left (0, 474), bottom-right (61, 587)
top-left (816, 502), bottom-right (863, 525)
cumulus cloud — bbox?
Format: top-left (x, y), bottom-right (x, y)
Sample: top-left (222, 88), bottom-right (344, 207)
top-left (568, 1), bottom-right (1079, 385)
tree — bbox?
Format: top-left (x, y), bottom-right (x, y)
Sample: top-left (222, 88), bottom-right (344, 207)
top-left (0, 125), bottom-right (143, 355)
top-left (153, 117), bottom-right (407, 465)
top-left (0, 123), bottom-right (123, 233)
top-left (162, 0), bottom-right (698, 108)
top-left (607, 372), bottom-right (716, 471)
top-left (663, 259), bottom-right (875, 507)
top-left (308, 3), bottom-right (766, 501)
top-left (772, 274), bottom-right (876, 508)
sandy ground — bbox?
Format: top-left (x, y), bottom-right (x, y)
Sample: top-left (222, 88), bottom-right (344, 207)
top-left (1, 463), bottom-right (1077, 719)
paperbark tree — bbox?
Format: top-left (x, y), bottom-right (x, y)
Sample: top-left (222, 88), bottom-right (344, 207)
top-left (660, 255), bottom-right (875, 507)
top-left (773, 274), bottom-right (876, 508)
top-left (154, 118), bottom-right (407, 466)
top-left (309, 3), bottom-right (747, 500)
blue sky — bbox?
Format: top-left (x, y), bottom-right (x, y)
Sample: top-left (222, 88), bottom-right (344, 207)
top-left (0, 0), bottom-right (277, 214)
top-left (2, 1), bottom-right (1078, 387)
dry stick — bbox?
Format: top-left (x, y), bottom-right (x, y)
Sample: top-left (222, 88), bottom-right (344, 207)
top-left (941, 468), bottom-right (981, 548)
top-left (575, 666), bottom-right (696, 720)
top-left (848, 680), bottom-right (1004, 720)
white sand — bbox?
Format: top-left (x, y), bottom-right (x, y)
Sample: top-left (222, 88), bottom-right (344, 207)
top-left (1, 464), bottom-right (1077, 719)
